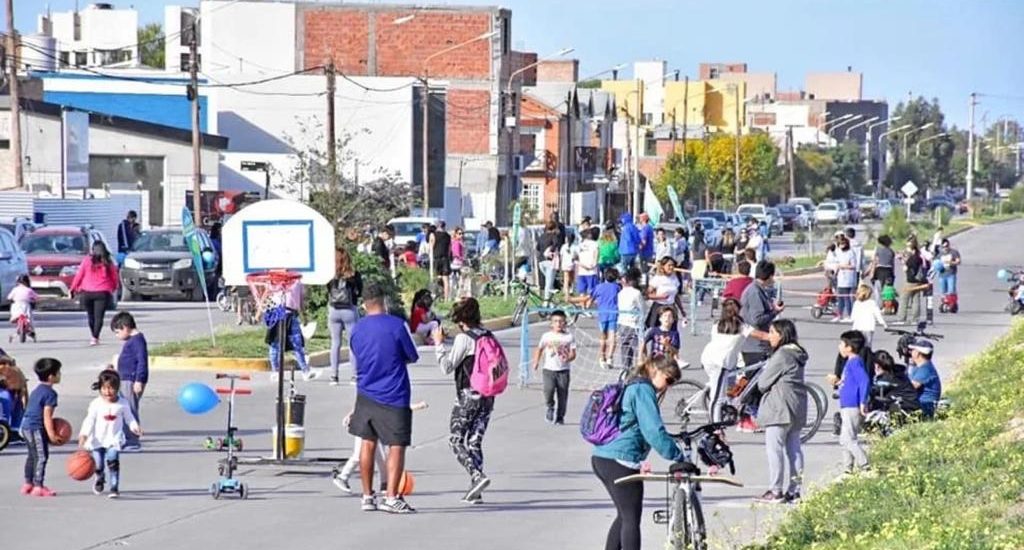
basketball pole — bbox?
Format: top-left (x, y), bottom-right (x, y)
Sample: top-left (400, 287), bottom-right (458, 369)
top-left (275, 314), bottom-right (286, 461)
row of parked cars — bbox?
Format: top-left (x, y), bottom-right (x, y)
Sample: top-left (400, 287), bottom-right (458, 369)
top-left (0, 217), bottom-right (219, 308)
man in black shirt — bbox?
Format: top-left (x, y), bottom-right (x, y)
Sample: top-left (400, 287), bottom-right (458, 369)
top-left (432, 222), bottom-right (453, 300)
top-left (372, 227), bottom-right (393, 271)
top-left (896, 241), bottom-right (928, 325)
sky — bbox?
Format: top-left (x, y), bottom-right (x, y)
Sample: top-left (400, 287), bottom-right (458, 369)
top-left (8, 0), bottom-right (1024, 129)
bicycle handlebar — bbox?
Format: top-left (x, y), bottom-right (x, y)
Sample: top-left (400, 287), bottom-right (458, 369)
top-left (883, 328), bottom-right (945, 339)
top-left (668, 421), bottom-right (735, 440)
top-left (614, 473), bottom-right (744, 488)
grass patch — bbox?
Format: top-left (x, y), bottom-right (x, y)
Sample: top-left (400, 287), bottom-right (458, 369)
top-left (151, 327), bottom-right (331, 358)
top-left (435, 294), bottom-right (518, 321)
top-left (752, 320), bottom-right (1024, 549)
top-left (779, 254), bottom-right (825, 272)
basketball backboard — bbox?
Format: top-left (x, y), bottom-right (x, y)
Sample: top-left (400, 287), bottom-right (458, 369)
top-left (221, 199), bottom-right (335, 286)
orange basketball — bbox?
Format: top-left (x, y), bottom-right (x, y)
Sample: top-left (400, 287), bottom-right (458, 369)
top-left (66, 450), bottom-right (95, 481)
top-left (397, 470), bottom-right (415, 496)
top-left (52, 418), bottom-right (73, 446)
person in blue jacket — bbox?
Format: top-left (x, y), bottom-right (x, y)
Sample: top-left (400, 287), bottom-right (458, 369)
top-left (637, 212), bottom-right (655, 271)
top-left (592, 356), bottom-right (685, 550)
top-left (617, 213), bottom-right (641, 270)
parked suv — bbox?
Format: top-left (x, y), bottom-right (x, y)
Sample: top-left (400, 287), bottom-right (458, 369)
top-left (120, 228), bottom-right (219, 301)
top-left (0, 227), bottom-right (28, 306)
top-left (21, 226), bottom-right (109, 302)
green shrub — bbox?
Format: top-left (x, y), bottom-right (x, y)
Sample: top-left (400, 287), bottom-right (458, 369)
top-left (882, 208), bottom-right (912, 242)
top-left (1008, 187), bottom-right (1024, 213)
top-left (793, 230), bottom-right (807, 245)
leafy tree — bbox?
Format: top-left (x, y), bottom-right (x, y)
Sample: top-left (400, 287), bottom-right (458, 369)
top-left (137, 23), bottom-right (165, 69)
top-left (793, 146), bottom-right (835, 202)
top-left (830, 141), bottom-right (867, 195)
top-left (889, 97), bottom-right (954, 190)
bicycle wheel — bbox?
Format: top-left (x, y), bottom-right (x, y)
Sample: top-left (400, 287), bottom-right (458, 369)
top-left (661, 379), bottom-right (709, 430)
top-left (798, 382), bottom-right (826, 442)
top-left (669, 484), bottom-right (687, 550)
top-left (686, 485), bottom-right (708, 550)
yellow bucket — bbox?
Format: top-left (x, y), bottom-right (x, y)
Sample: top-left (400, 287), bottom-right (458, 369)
top-left (271, 424), bottom-right (305, 459)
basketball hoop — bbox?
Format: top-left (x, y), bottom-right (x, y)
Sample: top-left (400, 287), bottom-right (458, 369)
top-left (246, 270), bottom-right (302, 325)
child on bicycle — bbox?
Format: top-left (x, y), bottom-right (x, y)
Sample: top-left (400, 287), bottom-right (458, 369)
top-left (7, 275), bottom-right (38, 343)
top-left (700, 299), bottom-right (769, 422)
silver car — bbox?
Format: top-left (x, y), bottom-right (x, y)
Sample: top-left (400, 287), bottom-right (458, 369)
top-left (0, 227), bottom-right (29, 306)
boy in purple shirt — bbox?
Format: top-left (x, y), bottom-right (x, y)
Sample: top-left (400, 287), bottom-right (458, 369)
top-left (837, 330), bottom-right (870, 474)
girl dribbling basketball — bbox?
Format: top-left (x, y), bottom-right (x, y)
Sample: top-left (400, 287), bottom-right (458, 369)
top-left (77, 370), bottom-right (142, 498)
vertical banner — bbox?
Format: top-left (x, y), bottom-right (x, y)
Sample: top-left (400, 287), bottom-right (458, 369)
top-left (667, 185), bottom-right (684, 222)
top-left (62, 110), bottom-right (90, 190)
top-left (643, 181), bottom-right (665, 227)
top-left (182, 207), bottom-right (217, 345)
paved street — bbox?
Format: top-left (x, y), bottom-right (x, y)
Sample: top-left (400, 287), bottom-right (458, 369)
top-left (1, 219), bottom-right (1020, 550)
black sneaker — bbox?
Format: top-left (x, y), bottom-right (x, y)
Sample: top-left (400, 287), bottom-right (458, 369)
top-left (463, 474), bottom-right (490, 502)
top-left (330, 377), bottom-right (340, 386)
top-left (93, 479), bottom-right (104, 495)
top-left (755, 491), bottom-right (786, 504)
top-left (784, 491), bottom-right (801, 503)
top-left (545, 408), bottom-right (554, 424)
top-left (554, 419), bottom-right (565, 425)
top-left (379, 496), bottom-right (416, 514)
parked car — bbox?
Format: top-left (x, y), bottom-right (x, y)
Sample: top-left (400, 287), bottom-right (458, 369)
top-left (787, 197), bottom-right (817, 215)
top-left (857, 198), bottom-right (879, 219)
top-left (774, 204), bottom-right (803, 231)
top-left (695, 210), bottom-right (729, 226)
top-left (844, 200), bottom-right (862, 223)
top-left (926, 197), bottom-right (958, 213)
top-left (832, 200), bottom-right (850, 224)
top-left (766, 207), bottom-right (785, 235)
top-left (120, 228), bottom-right (219, 301)
top-left (685, 217), bottom-right (722, 246)
top-left (736, 204), bottom-right (768, 225)
top-left (815, 202), bottom-right (843, 224)
top-left (386, 216), bottom-right (443, 250)
top-left (21, 225), bottom-right (110, 302)
top-left (0, 217), bottom-right (37, 242)
top-left (875, 199), bottom-right (892, 218)
top-left (0, 227), bottom-right (29, 306)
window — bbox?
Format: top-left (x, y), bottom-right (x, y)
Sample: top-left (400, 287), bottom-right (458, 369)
top-left (59, 51), bottom-right (70, 67)
top-left (522, 182), bottom-right (542, 214)
top-left (180, 53), bottom-right (200, 71)
top-left (75, 52), bottom-right (87, 66)
top-left (181, 10), bottom-right (200, 46)
top-left (0, 139), bottom-right (9, 149)
top-left (501, 17), bottom-right (510, 54)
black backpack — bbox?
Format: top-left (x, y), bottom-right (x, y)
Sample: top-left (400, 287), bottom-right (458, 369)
top-left (329, 278), bottom-right (354, 308)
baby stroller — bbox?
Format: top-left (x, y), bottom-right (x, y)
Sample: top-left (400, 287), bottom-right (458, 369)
top-left (810, 285), bottom-right (838, 319)
top-left (939, 292), bottom-right (959, 314)
top-left (881, 284), bottom-right (899, 315)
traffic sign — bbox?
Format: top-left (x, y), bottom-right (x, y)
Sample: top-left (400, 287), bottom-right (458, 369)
top-left (901, 180), bottom-right (919, 197)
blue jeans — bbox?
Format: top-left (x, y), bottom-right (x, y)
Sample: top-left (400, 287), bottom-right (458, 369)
top-left (940, 273), bottom-right (957, 296)
top-left (620, 254), bottom-right (637, 271)
top-left (93, 447), bottom-right (121, 490)
top-left (837, 286), bottom-right (854, 318)
top-left (540, 260), bottom-right (556, 298)
top-left (269, 314), bottom-right (309, 372)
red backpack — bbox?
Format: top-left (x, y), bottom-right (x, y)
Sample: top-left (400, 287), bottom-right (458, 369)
top-left (467, 329), bottom-right (509, 397)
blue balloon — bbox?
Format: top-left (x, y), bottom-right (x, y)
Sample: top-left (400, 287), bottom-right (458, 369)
top-left (998, 269), bottom-right (1010, 282)
top-left (202, 250), bottom-right (215, 266)
top-left (178, 383), bottom-right (220, 415)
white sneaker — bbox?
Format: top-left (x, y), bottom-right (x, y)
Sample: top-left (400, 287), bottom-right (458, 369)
top-left (332, 473), bottom-right (352, 494)
top-left (302, 369), bottom-right (320, 382)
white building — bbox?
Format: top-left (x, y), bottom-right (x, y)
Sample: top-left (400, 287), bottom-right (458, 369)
top-left (37, 3), bottom-right (140, 69)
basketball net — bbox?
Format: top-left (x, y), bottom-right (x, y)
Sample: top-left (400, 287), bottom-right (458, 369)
top-left (246, 270), bottom-right (302, 325)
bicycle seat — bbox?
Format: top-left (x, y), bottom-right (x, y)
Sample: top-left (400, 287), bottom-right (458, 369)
top-left (669, 461), bottom-right (700, 475)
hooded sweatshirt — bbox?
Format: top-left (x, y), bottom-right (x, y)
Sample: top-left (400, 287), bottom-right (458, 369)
top-left (618, 214), bottom-right (641, 256)
top-left (756, 343), bottom-right (809, 428)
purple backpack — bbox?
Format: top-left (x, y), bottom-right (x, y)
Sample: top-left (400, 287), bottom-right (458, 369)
top-left (581, 381), bottom-right (638, 445)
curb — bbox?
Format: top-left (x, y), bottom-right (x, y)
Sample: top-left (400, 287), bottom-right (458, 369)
top-left (151, 313), bottom-right (535, 373)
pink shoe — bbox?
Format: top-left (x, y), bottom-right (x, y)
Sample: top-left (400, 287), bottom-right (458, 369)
top-left (89, 337), bottom-right (99, 346)
top-left (20, 483), bottom-right (33, 495)
top-left (31, 486), bottom-right (57, 497)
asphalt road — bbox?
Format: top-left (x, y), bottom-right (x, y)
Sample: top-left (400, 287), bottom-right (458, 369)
top-left (0, 218), bottom-right (1018, 550)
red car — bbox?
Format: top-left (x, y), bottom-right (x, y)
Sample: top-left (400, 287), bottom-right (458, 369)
top-left (21, 226), bottom-right (111, 302)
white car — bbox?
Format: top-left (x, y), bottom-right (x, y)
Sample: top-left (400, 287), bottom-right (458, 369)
top-left (387, 216), bottom-right (443, 249)
top-left (793, 205), bottom-right (812, 229)
top-left (815, 202), bottom-right (842, 224)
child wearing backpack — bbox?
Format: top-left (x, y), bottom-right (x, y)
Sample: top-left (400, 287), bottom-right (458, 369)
top-left (434, 297), bottom-right (509, 504)
top-left (532, 310), bottom-right (576, 425)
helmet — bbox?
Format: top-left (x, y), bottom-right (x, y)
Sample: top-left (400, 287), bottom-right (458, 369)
top-left (697, 432), bottom-right (735, 474)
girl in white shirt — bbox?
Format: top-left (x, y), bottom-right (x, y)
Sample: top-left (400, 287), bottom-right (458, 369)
top-left (699, 299), bottom-right (769, 422)
top-left (559, 233), bottom-right (578, 297)
top-left (850, 283), bottom-right (887, 346)
top-left (78, 370), bottom-right (142, 498)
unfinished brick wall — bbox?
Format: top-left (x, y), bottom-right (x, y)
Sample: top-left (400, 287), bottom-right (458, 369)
top-left (446, 88), bottom-right (491, 155)
top-left (537, 60), bottom-right (578, 83)
top-left (302, 10), bottom-right (370, 73)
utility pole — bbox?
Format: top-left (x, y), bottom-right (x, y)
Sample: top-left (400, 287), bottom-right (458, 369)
top-left (423, 81), bottom-right (431, 217)
top-left (325, 57), bottom-right (337, 196)
top-left (681, 75), bottom-right (689, 159)
top-left (189, 17), bottom-right (202, 222)
top-left (733, 84), bottom-right (741, 206)
top-left (670, 108), bottom-right (677, 154)
top-left (6, 0), bottom-right (24, 189)
top-left (787, 125), bottom-right (795, 200)
top-left (966, 93), bottom-right (976, 200)
top-left (632, 78), bottom-right (642, 217)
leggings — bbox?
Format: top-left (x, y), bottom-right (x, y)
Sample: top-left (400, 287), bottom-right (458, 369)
top-left (592, 455), bottom-right (643, 550)
top-left (328, 306), bottom-right (359, 379)
top-left (449, 392), bottom-right (494, 478)
top-left (80, 291), bottom-right (111, 338)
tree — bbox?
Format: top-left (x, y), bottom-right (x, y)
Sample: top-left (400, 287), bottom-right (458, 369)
top-left (793, 146), bottom-right (835, 202)
top-left (137, 23), bottom-right (165, 69)
top-left (830, 141), bottom-right (867, 196)
top-left (889, 97), bottom-right (953, 190)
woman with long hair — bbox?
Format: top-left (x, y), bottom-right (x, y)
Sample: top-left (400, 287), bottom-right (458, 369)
top-left (755, 319), bottom-right (808, 504)
top-left (327, 248), bottom-right (363, 385)
top-left (699, 298), bottom-right (769, 421)
top-left (833, 235), bottom-right (858, 322)
top-left (70, 241), bottom-right (119, 346)
top-left (591, 356), bottom-right (684, 550)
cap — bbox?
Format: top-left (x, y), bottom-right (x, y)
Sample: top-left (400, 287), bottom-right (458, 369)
top-left (908, 338), bottom-right (934, 355)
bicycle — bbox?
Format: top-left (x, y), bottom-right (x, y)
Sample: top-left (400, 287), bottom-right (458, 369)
top-left (509, 281), bottom-right (581, 327)
top-left (614, 421), bottom-right (743, 550)
top-left (9, 312), bottom-right (35, 344)
top-left (662, 361), bottom-right (828, 442)
top-left (883, 323), bottom-right (944, 366)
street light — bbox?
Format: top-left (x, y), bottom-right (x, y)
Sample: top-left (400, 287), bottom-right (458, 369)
top-left (828, 114), bottom-right (864, 137)
top-left (580, 63), bottom-right (626, 82)
top-left (622, 69), bottom-right (680, 216)
top-left (392, 14), bottom-right (416, 25)
top-left (816, 111), bottom-right (832, 130)
top-left (901, 122), bottom-right (935, 158)
top-left (418, 29), bottom-right (501, 215)
top-left (876, 123), bottom-right (912, 193)
top-left (915, 132), bottom-right (948, 157)
top-left (845, 116), bottom-right (879, 140)
top-left (504, 47), bottom-right (574, 218)
top-left (821, 113), bottom-right (854, 133)
top-left (864, 116), bottom-right (900, 185)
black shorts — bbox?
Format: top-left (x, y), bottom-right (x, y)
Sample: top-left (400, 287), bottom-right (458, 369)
top-left (349, 392), bottom-right (412, 447)
top-left (434, 257), bottom-right (451, 276)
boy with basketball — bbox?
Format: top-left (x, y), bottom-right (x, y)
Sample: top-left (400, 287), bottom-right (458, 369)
top-left (21, 358), bottom-right (62, 497)
top-left (78, 370), bottom-right (143, 498)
